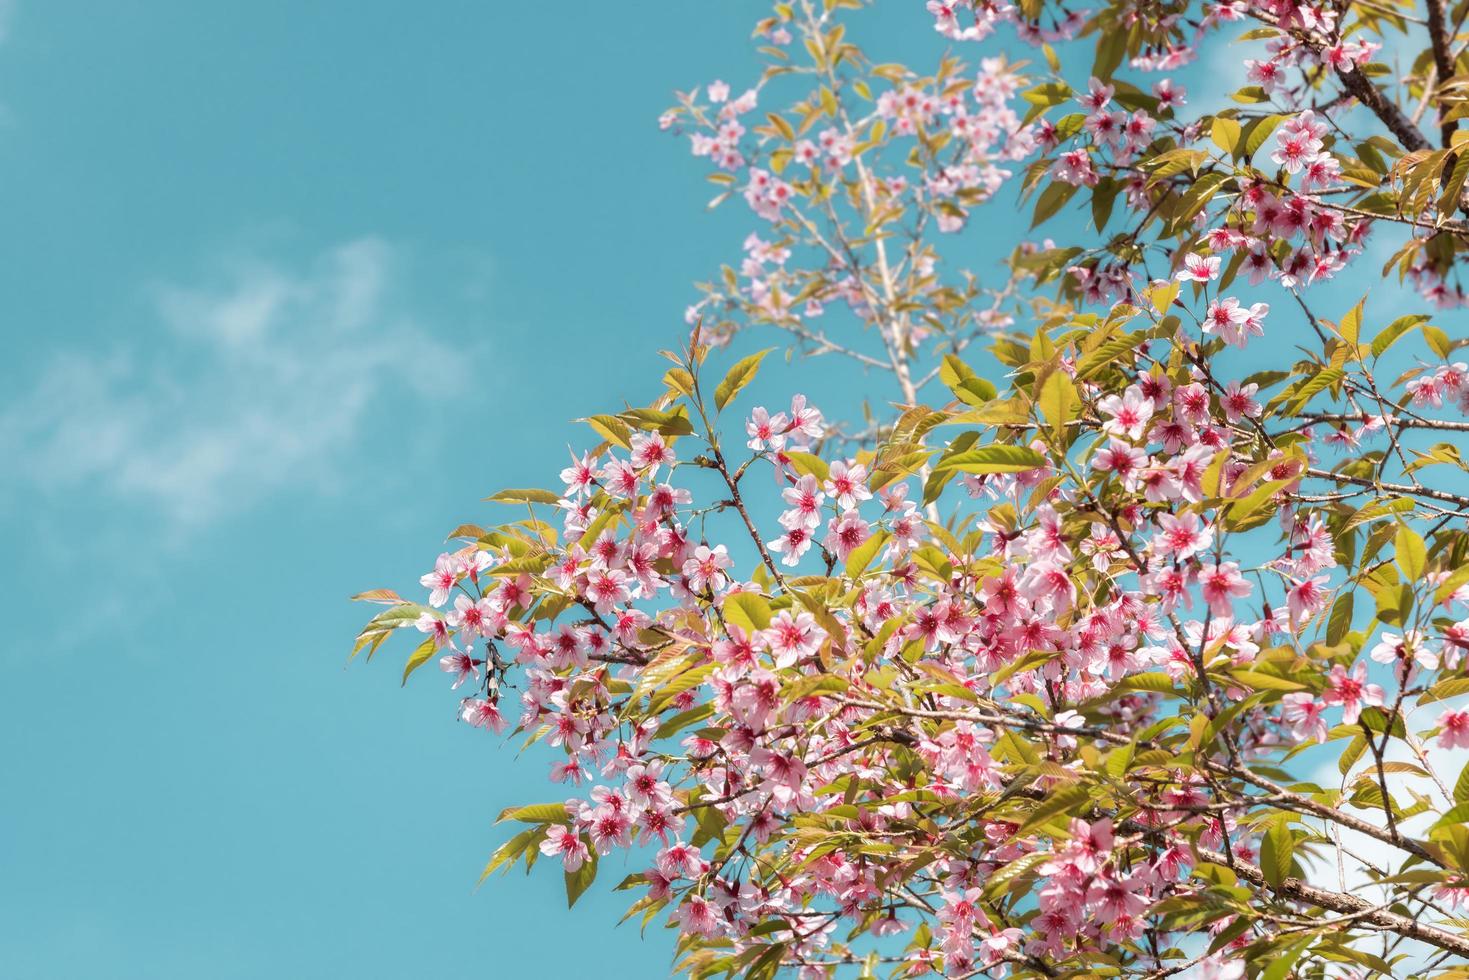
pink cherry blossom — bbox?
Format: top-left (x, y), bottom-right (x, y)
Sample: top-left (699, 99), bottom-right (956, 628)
top-left (682, 545), bottom-right (732, 593)
top-left (1322, 662), bottom-right (1385, 726)
top-left (1176, 253), bottom-right (1220, 283)
top-left (539, 823), bottom-right (590, 872)
top-left (1198, 562), bottom-right (1251, 616)
top-left (1098, 385), bottom-right (1155, 441)
top-left (1438, 709), bottom-right (1469, 749)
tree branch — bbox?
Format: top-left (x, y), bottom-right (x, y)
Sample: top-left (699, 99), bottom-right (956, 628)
top-left (1195, 845), bottom-right (1469, 958)
top-left (1427, 0), bottom-right (1459, 145)
top-left (1306, 467), bottom-right (1469, 507)
top-left (1335, 67), bottom-right (1431, 152)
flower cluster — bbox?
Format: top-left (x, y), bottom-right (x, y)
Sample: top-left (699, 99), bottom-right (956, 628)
top-left (354, 0), bottom-right (1469, 975)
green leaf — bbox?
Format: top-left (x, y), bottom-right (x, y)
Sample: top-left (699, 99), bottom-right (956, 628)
top-left (1228, 669), bottom-right (1307, 692)
top-left (1115, 672), bottom-right (1180, 694)
top-left (498, 802), bottom-right (571, 824)
top-left (744, 943), bottom-right (788, 980)
top-left (783, 674), bottom-right (848, 702)
top-left (1260, 819), bottom-right (1295, 888)
top-left (1339, 295), bottom-right (1366, 344)
top-left (1091, 178), bottom-right (1120, 231)
top-left (1075, 332), bottom-right (1145, 379)
top-left (1092, 27), bottom-right (1126, 81)
top-left (1287, 367), bottom-right (1343, 412)
top-left (1423, 322), bottom-right (1453, 360)
top-left (1326, 591), bottom-right (1353, 646)
top-left (1037, 370), bottom-right (1078, 441)
top-left (648, 663), bottom-right (717, 712)
top-left (1440, 150), bottom-right (1469, 213)
top-left (664, 367), bottom-right (695, 398)
top-left (351, 588), bottom-right (405, 605)
top-left (352, 602), bottom-right (431, 660)
top-left (845, 529), bottom-right (889, 577)
top-left (619, 406), bottom-right (696, 436)
top-left (992, 729), bottom-right (1040, 766)
top-left (1224, 476), bottom-right (1294, 529)
top-left (934, 444), bottom-right (1046, 474)
top-left (784, 451), bottom-right (829, 483)
top-left (1371, 315), bottom-right (1429, 359)
top-left (1242, 114), bottom-right (1284, 160)
top-left (954, 376), bottom-right (998, 405)
top-left (1020, 81), bottom-right (1073, 108)
top-left (1210, 116), bottom-right (1241, 156)
top-left (632, 648), bottom-right (700, 703)
top-left (1104, 742), bottom-right (1136, 779)
top-left (723, 592), bottom-right (773, 634)
top-left (1017, 785), bottom-right (1092, 834)
top-left (714, 348), bottom-right (773, 412)
top-left (1260, 938), bottom-right (1314, 980)
top-left (982, 851), bottom-right (1050, 900)
top-left (565, 843), bottom-right (598, 907)
top-left (1421, 676), bottom-right (1469, 704)
top-left (478, 827), bottom-right (543, 884)
top-left (401, 635), bottom-right (439, 686)
top-left (939, 354), bottom-right (976, 393)
top-left (1031, 180), bottom-right (1079, 228)
top-left (486, 488), bottom-right (562, 505)
top-left (1395, 523), bottom-right (1427, 581)
top-left (586, 414), bottom-right (633, 449)
top-left (934, 357), bottom-right (993, 405)
top-left (1455, 760), bottom-right (1469, 805)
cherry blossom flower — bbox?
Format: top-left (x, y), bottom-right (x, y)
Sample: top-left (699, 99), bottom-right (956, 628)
top-left (1280, 692), bottom-right (1328, 743)
top-left (1153, 512), bottom-right (1214, 561)
top-left (1199, 562), bottom-right (1252, 616)
top-left (823, 509), bottom-right (871, 561)
top-left (761, 610), bottom-right (826, 668)
top-left (768, 525), bottom-right (814, 566)
top-left (539, 824), bottom-right (590, 872)
top-left (1285, 575), bottom-right (1331, 628)
top-left (1176, 253), bottom-right (1220, 283)
top-left (1438, 709), bottom-right (1469, 749)
top-left (746, 406), bottom-right (789, 451)
top-left (1098, 385), bottom-right (1155, 440)
top-left (1322, 662), bottom-right (1385, 725)
top-left (438, 651), bottom-right (481, 689)
top-left (460, 697), bottom-right (507, 733)
top-left (682, 545), bottom-right (732, 593)
top-left (419, 553), bottom-right (461, 608)
top-left (779, 474), bottom-right (825, 529)
top-left (823, 460), bottom-right (872, 510)
top-left (415, 612), bottom-right (454, 650)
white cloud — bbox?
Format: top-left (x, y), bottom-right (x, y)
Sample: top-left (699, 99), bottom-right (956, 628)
top-left (0, 237), bottom-right (468, 528)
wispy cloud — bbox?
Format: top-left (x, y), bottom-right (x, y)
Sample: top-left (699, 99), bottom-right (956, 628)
top-left (0, 237), bottom-right (468, 528)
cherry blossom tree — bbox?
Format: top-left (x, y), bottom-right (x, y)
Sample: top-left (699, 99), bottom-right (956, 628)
top-left (353, 0), bottom-right (1469, 975)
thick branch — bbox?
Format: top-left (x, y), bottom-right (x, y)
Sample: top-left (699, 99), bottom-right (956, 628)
top-left (1216, 764), bottom-right (1442, 868)
top-left (1306, 467), bottom-right (1469, 507)
top-left (837, 695), bottom-right (1446, 868)
top-left (1297, 413), bottom-right (1469, 433)
top-left (1196, 845), bottom-right (1469, 958)
top-left (1427, 0), bottom-right (1459, 145)
top-left (1335, 67), bottom-right (1431, 152)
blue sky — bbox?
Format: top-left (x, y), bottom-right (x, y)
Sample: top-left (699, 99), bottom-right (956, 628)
top-left (0, 2), bottom-right (775, 976)
top-left (0, 2), bottom-right (1455, 978)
